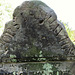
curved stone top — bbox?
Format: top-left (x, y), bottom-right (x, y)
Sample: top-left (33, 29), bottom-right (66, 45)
top-left (0, 1), bottom-right (75, 62)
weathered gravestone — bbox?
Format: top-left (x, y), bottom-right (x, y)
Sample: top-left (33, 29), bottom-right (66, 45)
top-left (0, 1), bottom-right (75, 75)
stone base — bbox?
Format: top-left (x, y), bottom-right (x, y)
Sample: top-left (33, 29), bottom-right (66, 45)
top-left (0, 61), bottom-right (74, 75)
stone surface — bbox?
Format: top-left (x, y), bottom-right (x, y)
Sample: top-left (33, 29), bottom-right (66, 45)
top-left (0, 1), bottom-right (75, 75)
top-left (0, 1), bottom-right (75, 62)
top-left (0, 62), bottom-right (74, 75)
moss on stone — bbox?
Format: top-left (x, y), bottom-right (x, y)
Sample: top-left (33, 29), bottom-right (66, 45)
top-left (26, 45), bottom-right (41, 57)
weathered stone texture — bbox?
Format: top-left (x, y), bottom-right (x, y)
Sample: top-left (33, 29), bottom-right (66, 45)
top-left (0, 1), bottom-right (75, 75)
top-left (0, 1), bottom-right (75, 62)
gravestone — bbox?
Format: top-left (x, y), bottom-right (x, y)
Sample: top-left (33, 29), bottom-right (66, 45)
top-left (0, 1), bottom-right (75, 75)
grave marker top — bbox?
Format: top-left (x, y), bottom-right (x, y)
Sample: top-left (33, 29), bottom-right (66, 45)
top-left (0, 1), bottom-right (75, 62)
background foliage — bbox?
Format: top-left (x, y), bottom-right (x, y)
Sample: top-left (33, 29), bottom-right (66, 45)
top-left (0, 0), bottom-right (13, 36)
top-left (63, 22), bottom-right (75, 44)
